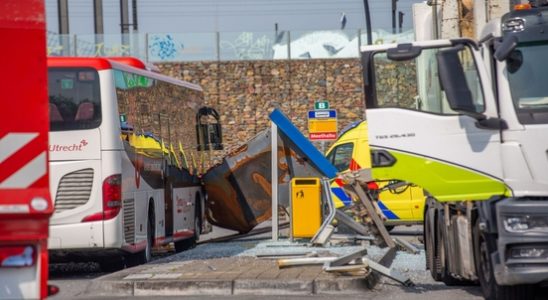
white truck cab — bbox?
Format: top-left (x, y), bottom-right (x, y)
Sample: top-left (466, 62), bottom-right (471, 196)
top-left (361, 3), bottom-right (548, 300)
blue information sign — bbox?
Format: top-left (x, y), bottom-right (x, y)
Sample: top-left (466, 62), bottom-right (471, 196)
top-left (308, 110), bottom-right (337, 119)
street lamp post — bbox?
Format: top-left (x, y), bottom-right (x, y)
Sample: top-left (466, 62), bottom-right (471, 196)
top-left (362, 0), bottom-right (372, 45)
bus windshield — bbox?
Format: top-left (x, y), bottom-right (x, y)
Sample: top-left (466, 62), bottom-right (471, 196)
top-left (507, 41), bottom-right (548, 124)
top-left (48, 68), bottom-right (101, 131)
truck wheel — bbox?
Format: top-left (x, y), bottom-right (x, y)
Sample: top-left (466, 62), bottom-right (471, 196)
top-left (473, 221), bottom-right (534, 300)
top-left (430, 209), bottom-right (444, 281)
top-left (424, 206), bottom-right (441, 281)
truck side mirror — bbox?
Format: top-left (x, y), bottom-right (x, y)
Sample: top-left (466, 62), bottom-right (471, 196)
top-left (196, 107), bottom-right (223, 151)
top-left (494, 35), bottom-right (518, 62)
top-left (386, 43), bottom-right (422, 61)
top-left (436, 45), bottom-right (483, 119)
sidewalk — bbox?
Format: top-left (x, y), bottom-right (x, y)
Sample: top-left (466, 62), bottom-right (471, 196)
top-left (84, 238), bottom-right (374, 297)
top-left (86, 256), bottom-right (370, 297)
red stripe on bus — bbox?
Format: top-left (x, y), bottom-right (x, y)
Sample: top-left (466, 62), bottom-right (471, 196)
top-left (107, 57), bottom-right (147, 69)
top-left (47, 57), bottom-right (112, 70)
top-left (173, 231), bottom-right (193, 240)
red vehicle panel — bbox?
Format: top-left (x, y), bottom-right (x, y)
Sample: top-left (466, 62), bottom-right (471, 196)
top-left (0, 1), bottom-right (53, 299)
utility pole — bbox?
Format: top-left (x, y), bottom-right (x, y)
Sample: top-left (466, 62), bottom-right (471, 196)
top-left (392, 0), bottom-right (398, 34)
top-left (362, 0), bottom-right (372, 45)
top-left (120, 0), bottom-right (130, 46)
top-left (132, 0), bottom-right (138, 31)
top-left (398, 11), bottom-right (404, 33)
top-left (57, 0), bottom-right (69, 55)
top-left (57, 0), bottom-right (69, 35)
top-left (94, 0), bottom-right (104, 54)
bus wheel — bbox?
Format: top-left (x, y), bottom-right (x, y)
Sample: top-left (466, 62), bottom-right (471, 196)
top-left (98, 255), bottom-right (125, 272)
top-left (473, 221), bottom-right (534, 300)
top-left (194, 197), bottom-right (202, 242)
top-left (128, 207), bottom-right (154, 266)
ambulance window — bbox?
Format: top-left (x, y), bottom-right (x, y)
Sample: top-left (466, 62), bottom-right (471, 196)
top-left (327, 143), bottom-right (354, 172)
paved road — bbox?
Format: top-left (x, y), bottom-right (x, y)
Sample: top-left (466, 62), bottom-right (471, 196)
top-left (50, 224), bottom-right (548, 300)
top-left (49, 226), bottom-right (238, 299)
top-left (46, 225), bottom-right (483, 300)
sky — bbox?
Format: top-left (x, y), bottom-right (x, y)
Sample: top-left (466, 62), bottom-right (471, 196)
top-left (45, 0), bottom-right (425, 35)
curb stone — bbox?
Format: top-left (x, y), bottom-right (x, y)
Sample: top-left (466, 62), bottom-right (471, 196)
top-left (233, 279), bottom-right (314, 295)
top-left (85, 277), bottom-right (370, 296)
top-left (315, 277), bottom-right (369, 294)
top-left (134, 280), bottom-right (233, 296)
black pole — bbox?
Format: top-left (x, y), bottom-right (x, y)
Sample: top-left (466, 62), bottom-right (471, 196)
top-left (398, 11), bottom-right (404, 33)
top-left (132, 0), bottom-right (138, 31)
top-left (57, 0), bottom-right (69, 34)
top-left (57, 0), bottom-right (69, 55)
top-left (120, 0), bottom-right (129, 45)
top-left (93, 0), bottom-right (104, 35)
top-left (93, 0), bottom-right (104, 52)
top-left (392, 0), bottom-right (397, 34)
top-left (363, 0), bottom-right (372, 45)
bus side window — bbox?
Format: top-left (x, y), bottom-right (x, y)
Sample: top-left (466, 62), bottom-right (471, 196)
top-left (196, 107), bottom-right (223, 151)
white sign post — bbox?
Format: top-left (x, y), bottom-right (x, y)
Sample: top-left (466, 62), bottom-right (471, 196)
top-left (271, 121), bottom-right (278, 241)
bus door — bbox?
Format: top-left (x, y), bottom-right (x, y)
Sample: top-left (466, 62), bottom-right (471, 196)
top-left (159, 113), bottom-right (174, 238)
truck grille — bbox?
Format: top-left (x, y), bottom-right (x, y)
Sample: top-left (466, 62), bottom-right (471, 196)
top-left (123, 199), bottom-right (135, 244)
top-left (54, 168), bottom-right (94, 213)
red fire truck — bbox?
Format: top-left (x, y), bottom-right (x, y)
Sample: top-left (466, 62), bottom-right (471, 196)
top-left (0, 1), bottom-right (55, 299)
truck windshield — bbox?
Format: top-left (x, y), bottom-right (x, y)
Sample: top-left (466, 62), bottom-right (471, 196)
top-left (507, 41), bottom-right (548, 124)
top-left (48, 68), bottom-right (101, 131)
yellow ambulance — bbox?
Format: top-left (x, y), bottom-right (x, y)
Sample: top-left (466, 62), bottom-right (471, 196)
top-left (325, 120), bottom-right (425, 228)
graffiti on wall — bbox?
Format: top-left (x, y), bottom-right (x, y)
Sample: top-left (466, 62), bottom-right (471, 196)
top-left (148, 34), bottom-right (183, 60)
top-left (47, 33), bottom-right (133, 57)
top-left (219, 32), bottom-right (274, 60)
top-left (45, 29), bottom-right (414, 62)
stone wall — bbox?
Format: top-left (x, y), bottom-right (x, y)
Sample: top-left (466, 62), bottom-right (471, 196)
top-left (158, 59), bottom-right (365, 159)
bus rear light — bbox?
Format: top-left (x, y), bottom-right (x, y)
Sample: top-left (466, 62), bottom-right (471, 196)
top-left (0, 246), bottom-right (36, 268)
top-left (82, 174), bottom-right (122, 222)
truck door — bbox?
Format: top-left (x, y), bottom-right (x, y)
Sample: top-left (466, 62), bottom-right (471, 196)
top-left (496, 41), bottom-right (548, 197)
top-left (362, 40), bottom-right (509, 201)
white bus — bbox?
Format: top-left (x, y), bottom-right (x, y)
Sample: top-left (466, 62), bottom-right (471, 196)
top-left (47, 57), bottom-right (220, 270)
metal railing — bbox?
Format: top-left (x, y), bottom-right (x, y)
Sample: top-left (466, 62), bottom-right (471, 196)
top-left (47, 28), bottom-right (414, 62)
